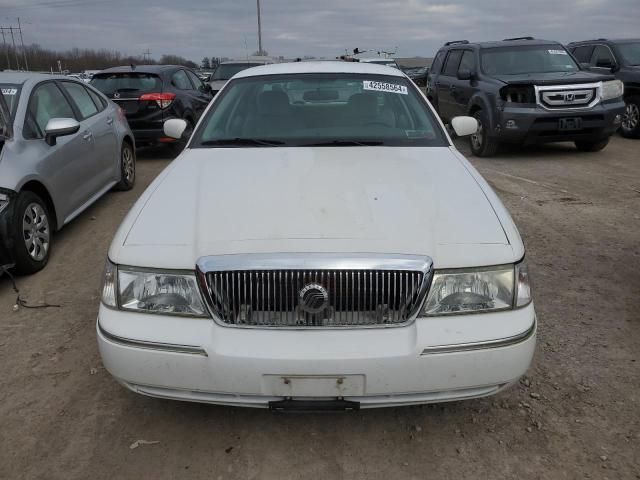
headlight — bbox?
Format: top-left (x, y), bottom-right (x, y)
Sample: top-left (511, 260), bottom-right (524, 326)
top-left (101, 259), bottom-right (207, 317)
top-left (0, 192), bottom-right (10, 214)
top-left (601, 80), bottom-right (624, 101)
top-left (422, 261), bottom-right (532, 316)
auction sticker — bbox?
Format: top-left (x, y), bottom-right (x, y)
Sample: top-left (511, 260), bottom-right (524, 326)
top-left (548, 49), bottom-right (568, 55)
top-left (1, 88), bottom-right (17, 95)
top-left (363, 80), bottom-right (407, 95)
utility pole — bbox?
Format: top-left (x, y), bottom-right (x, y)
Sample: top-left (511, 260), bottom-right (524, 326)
top-left (9, 27), bottom-right (20, 70)
top-left (142, 48), bottom-right (151, 63)
top-left (17, 18), bottom-right (28, 71)
top-left (256, 0), bottom-right (263, 56)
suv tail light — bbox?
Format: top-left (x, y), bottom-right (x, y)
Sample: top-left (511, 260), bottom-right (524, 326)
top-left (139, 92), bottom-right (176, 109)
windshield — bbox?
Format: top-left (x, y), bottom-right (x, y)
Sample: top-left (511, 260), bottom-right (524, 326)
top-left (616, 42), bottom-right (640, 66)
top-left (90, 73), bottom-right (162, 96)
top-left (211, 63), bottom-right (263, 81)
top-left (481, 46), bottom-right (579, 75)
top-left (0, 84), bottom-right (21, 116)
top-left (191, 73), bottom-right (447, 148)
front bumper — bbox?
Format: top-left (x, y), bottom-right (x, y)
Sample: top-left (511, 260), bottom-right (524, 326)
top-left (97, 303), bottom-right (536, 408)
top-left (493, 99), bottom-right (625, 144)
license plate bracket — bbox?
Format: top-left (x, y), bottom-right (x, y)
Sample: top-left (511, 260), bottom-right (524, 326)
top-left (558, 117), bottom-right (582, 131)
top-left (269, 399), bottom-right (360, 412)
top-left (262, 374), bottom-right (365, 397)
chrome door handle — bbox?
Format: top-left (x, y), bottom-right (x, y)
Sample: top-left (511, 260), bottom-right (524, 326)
top-left (83, 131), bottom-right (93, 140)
top-left (106, 117), bottom-right (114, 125)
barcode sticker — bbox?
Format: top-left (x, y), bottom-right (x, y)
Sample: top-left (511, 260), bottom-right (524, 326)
top-left (548, 50), bottom-right (568, 55)
top-left (1, 88), bottom-right (17, 96)
top-left (363, 80), bottom-right (408, 95)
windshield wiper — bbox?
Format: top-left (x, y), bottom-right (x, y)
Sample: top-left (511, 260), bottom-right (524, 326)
top-left (300, 140), bottom-right (384, 147)
top-left (200, 138), bottom-right (285, 147)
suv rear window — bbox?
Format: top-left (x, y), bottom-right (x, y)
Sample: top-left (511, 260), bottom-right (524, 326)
top-left (481, 45), bottom-right (579, 75)
top-left (90, 73), bottom-right (162, 96)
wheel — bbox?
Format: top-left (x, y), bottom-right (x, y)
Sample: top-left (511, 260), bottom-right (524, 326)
top-left (114, 141), bottom-right (135, 191)
top-left (469, 111), bottom-right (499, 157)
top-left (11, 191), bottom-right (52, 274)
top-left (575, 138), bottom-right (609, 152)
top-left (621, 96), bottom-right (640, 139)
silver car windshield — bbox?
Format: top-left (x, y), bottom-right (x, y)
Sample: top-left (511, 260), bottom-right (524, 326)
top-left (192, 73), bottom-right (447, 147)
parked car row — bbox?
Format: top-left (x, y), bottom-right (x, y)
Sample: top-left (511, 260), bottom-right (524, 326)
top-left (425, 37), bottom-right (631, 156)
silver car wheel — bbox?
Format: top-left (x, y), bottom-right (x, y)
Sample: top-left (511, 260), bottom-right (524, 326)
top-left (471, 120), bottom-right (483, 150)
top-left (122, 145), bottom-right (135, 183)
top-left (622, 102), bottom-right (639, 131)
top-left (22, 202), bottom-right (50, 261)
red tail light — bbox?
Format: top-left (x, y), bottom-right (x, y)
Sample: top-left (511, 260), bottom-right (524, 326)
top-left (139, 92), bottom-right (176, 109)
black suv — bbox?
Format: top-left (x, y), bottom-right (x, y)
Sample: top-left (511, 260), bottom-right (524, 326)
top-left (427, 38), bottom-right (626, 156)
top-left (91, 65), bottom-right (213, 147)
top-left (567, 39), bottom-right (640, 138)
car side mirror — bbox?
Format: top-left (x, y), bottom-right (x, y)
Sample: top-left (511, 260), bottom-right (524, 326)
top-left (201, 83), bottom-right (212, 94)
top-left (44, 118), bottom-right (80, 146)
top-left (450, 116), bottom-right (479, 137)
top-left (457, 69), bottom-right (474, 81)
top-left (164, 118), bottom-right (188, 139)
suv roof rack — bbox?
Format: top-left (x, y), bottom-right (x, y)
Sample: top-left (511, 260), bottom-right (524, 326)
top-left (444, 40), bottom-right (469, 46)
top-left (503, 36), bottom-right (535, 41)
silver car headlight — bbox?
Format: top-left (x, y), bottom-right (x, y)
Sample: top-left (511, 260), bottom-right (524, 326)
top-left (601, 80), bottom-right (624, 101)
top-left (0, 192), bottom-right (10, 214)
top-left (421, 261), bottom-right (531, 316)
top-left (101, 259), bottom-right (207, 317)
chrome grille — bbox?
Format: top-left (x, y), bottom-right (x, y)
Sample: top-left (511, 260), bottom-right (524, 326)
top-left (535, 82), bottom-right (601, 110)
top-left (197, 254), bottom-right (432, 328)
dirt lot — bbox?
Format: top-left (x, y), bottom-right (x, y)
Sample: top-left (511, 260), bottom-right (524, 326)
top-left (1, 136), bottom-right (639, 480)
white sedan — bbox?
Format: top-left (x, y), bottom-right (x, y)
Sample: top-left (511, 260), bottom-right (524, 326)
top-left (98, 62), bottom-right (535, 410)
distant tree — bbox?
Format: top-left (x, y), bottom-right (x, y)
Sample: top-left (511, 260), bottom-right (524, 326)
top-left (252, 50), bottom-right (268, 56)
top-left (201, 57), bottom-right (210, 69)
top-left (159, 54), bottom-right (198, 69)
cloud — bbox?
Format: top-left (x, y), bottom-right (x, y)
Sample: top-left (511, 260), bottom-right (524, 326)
top-left (2, 0), bottom-right (638, 61)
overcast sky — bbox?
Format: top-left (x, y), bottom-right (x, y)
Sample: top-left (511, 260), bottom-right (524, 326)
top-left (1, 0), bottom-right (639, 61)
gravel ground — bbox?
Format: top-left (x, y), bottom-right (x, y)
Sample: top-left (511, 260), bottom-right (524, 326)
top-left (0, 136), bottom-right (639, 480)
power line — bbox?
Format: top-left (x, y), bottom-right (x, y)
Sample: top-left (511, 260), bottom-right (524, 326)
top-left (3, 0), bottom-right (116, 12)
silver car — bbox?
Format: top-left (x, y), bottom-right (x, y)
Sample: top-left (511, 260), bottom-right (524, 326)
top-left (0, 73), bottom-right (135, 274)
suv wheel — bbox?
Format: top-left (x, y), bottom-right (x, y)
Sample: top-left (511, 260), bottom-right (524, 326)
top-left (575, 138), bottom-right (610, 152)
top-left (621, 96), bottom-right (640, 138)
top-left (11, 191), bottom-right (52, 274)
top-left (114, 142), bottom-right (135, 191)
top-left (470, 111), bottom-right (499, 157)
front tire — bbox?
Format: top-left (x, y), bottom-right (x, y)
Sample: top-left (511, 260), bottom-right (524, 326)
top-left (114, 141), bottom-right (135, 191)
top-left (575, 138), bottom-right (609, 152)
top-left (469, 111), bottom-right (499, 157)
top-left (11, 191), bottom-right (52, 275)
top-left (621, 96), bottom-right (640, 139)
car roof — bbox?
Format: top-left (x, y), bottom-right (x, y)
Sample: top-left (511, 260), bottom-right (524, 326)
top-left (233, 61), bottom-right (405, 79)
top-left (440, 39), bottom-right (562, 50)
top-left (96, 65), bottom-right (183, 74)
top-left (568, 38), bottom-right (640, 45)
top-left (0, 71), bottom-right (69, 84)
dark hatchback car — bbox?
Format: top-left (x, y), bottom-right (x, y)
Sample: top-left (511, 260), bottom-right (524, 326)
top-left (91, 65), bottom-right (213, 147)
top-left (427, 38), bottom-right (625, 156)
top-left (568, 38), bottom-right (640, 138)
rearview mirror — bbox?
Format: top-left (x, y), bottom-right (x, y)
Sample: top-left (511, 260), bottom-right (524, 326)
top-left (164, 118), bottom-right (188, 139)
top-left (450, 116), bottom-right (479, 137)
top-left (44, 118), bottom-right (80, 146)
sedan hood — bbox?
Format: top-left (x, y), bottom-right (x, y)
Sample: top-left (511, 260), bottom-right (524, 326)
top-left (493, 70), bottom-right (614, 85)
top-left (114, 147), bottom-right (516, 269)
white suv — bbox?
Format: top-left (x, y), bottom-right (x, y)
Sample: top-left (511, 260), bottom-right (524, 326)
top-left (98, 61), bottom-right (535, 410)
